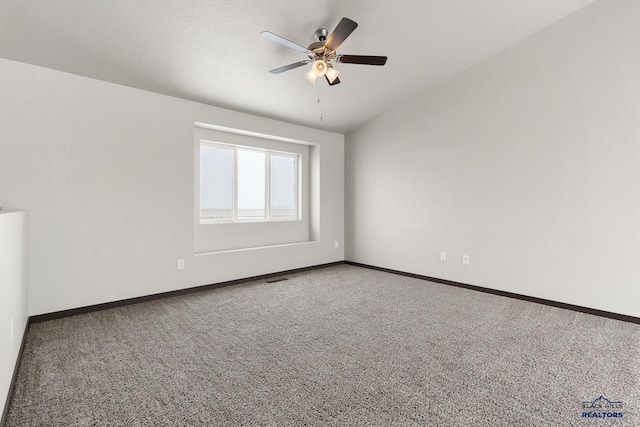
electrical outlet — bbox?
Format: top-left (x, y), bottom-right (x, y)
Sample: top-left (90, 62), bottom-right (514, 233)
top-left (177, 259), bottom-right (184, 270)
top-left (10, 318), bottom-right (14, 343)
top-left (440, 252), bottom-right (447, 262)
top-left (335, 241), bottom-right (339, 249)
top-left (462, 255), bottom-right (470, 265)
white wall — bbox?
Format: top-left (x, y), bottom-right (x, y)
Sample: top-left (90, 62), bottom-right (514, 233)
top-left (0, 58), bottom-right (344, 316)
top-left (346, 0), bottom-right (640, 317)
top-left (0, 210), bottom-right (28, 415)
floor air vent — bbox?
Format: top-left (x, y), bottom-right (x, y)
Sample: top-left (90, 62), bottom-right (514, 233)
top-left (266, 277), bottom-right (288, 283)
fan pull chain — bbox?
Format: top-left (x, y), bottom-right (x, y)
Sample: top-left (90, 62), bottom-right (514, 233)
top-left (318, 82), bottom-right (323, 122)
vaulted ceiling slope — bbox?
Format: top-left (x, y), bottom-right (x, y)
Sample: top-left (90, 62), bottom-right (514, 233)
top-left (0, 0), bottom-right (594, 133)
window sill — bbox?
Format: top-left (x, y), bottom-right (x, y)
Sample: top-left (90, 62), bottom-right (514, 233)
top-left (194, 240), bottom-right (318, 256)
top-left (200, 217), bottom-right (300, 225)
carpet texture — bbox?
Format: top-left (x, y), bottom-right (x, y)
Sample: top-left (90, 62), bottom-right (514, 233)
top-left (6, 264), bottom-right (640, 426)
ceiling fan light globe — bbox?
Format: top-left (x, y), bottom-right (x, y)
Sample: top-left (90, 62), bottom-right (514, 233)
top-left (312, 60), bottom-right (328, 76)
top-left (326, 67), bottom-right (340, 84)
top-left (305, 69), bottom-right (318, 84)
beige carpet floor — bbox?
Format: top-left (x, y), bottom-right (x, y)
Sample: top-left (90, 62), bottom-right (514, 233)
top-left (6, 264), bottom-right (640, 426)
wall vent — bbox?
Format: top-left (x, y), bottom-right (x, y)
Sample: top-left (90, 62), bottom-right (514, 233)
top-left (266, 277), bottom-right (288, 283)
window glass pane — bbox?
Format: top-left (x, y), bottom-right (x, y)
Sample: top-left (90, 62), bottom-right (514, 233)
top-left (200, 146), bottom-right (233, 220)
top-left (270, 154), bottom-right (296, 218)
top-left (238, 150), bottom-right (265, 219)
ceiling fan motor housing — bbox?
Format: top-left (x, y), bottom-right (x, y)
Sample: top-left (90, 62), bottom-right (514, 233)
top-left (308, 28), bottom-right (336, 63)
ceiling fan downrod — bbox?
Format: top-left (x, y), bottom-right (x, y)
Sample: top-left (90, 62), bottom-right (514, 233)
top-left (315, 28), bottom-right (328, 42)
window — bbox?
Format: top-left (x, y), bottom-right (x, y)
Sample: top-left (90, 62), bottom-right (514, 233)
top-left (194, 125), bottom-right (312, 253)
top-left (200, 142), bottom-right (299, 223)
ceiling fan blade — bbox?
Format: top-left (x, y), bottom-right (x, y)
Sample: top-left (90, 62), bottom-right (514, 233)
top-left (260, 31), bottom-right (309, 53)
top-left (336, 55), bottom-right (387, 66)
top-left (325, 75), bottom-right (341, 86)
top-left (324, 17), bottom-right (358, 51)
top-left (269, 60), bottom-right (311, 74)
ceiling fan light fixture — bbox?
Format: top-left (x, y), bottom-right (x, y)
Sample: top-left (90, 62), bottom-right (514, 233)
top-left (305, 68), bottom-right (318, 84)
top-left (326, 66), bottom-right (340, 84)
top-left (312, 60), bottom-right (328, 76)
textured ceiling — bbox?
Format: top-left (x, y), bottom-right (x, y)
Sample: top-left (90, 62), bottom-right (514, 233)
top-left (0, 0), bottom-right (594, 133)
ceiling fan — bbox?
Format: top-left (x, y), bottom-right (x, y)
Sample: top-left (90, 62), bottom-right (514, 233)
top-left (261, 17), bottom-right (387, 86)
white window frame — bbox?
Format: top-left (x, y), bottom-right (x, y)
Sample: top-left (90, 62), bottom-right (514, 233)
top-left (199, 140), bottom-right (300, 224)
